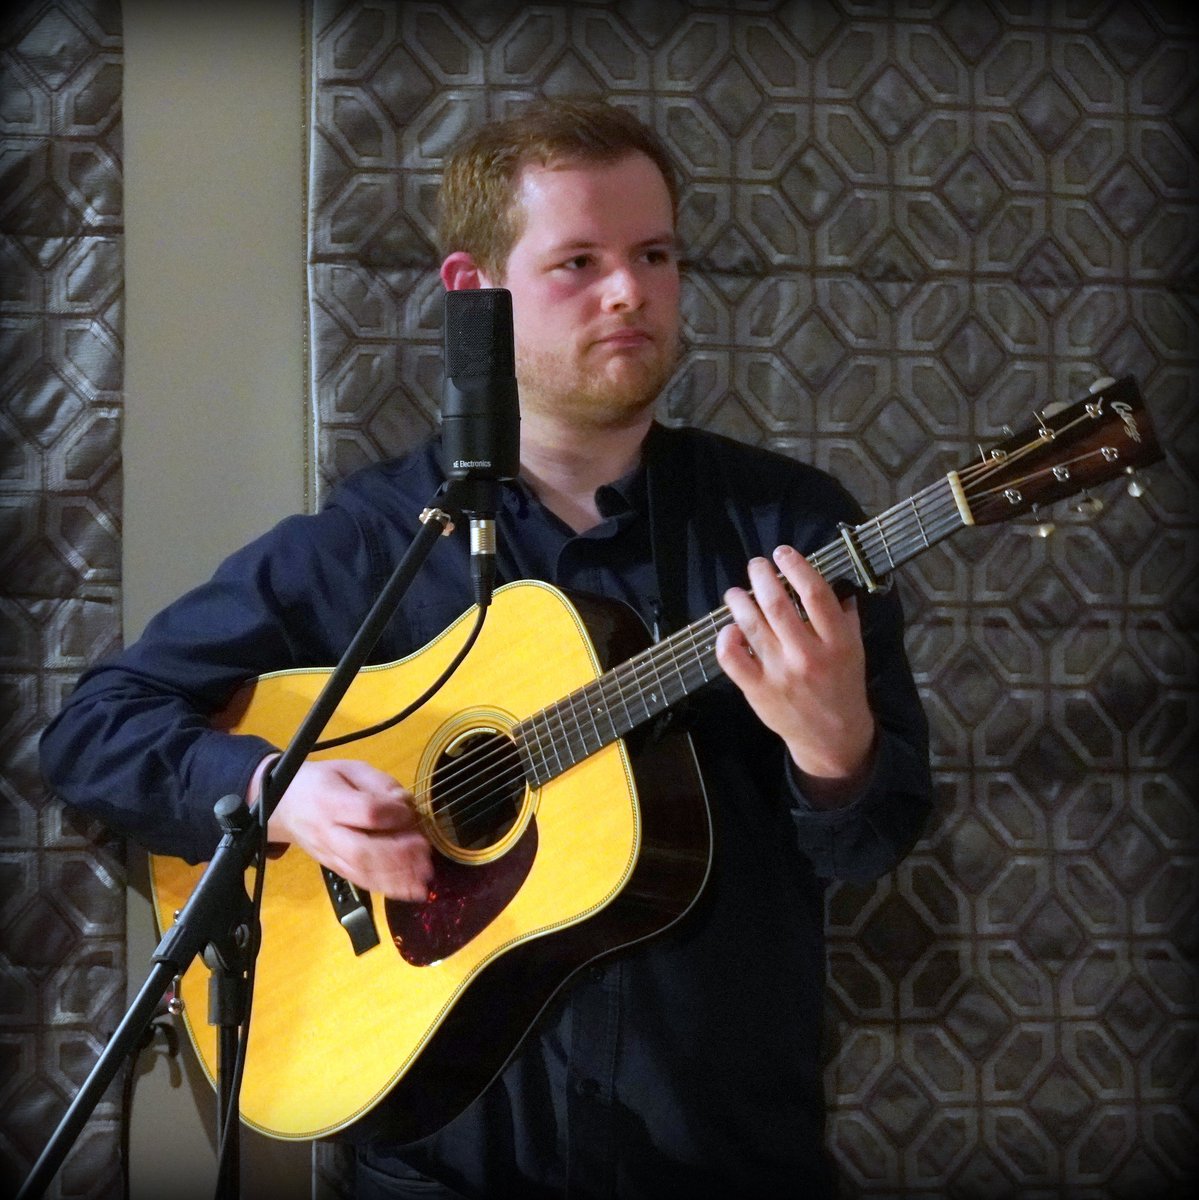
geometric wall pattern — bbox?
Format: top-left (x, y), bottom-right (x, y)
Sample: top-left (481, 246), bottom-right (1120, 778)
top-left (0, 0), bottom-right (125, 1197)
top-left (307, 2), bottom-right (1198, 1196)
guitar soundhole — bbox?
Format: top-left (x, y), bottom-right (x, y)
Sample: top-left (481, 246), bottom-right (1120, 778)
top-left (430, 730), bottom-right (526, 854)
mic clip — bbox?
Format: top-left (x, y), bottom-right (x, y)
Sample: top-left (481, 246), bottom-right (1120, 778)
top-left (419, 505), bottom-right (457, 536)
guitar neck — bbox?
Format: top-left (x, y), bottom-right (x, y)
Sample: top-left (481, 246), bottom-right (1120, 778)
top-left (515, 474), bottom-right (969, 786)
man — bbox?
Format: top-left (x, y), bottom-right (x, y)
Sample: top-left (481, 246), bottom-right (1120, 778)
top-left (41, 99), bottom-right (932, 1197)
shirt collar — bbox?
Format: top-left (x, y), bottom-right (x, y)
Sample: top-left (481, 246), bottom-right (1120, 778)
top-left (501, 444), bottom-right (650, 524)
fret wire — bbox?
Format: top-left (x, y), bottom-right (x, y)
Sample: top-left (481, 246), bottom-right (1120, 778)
top-left (589, 615), bottom-right (714, 735)
top-left (686, 620), bottom-right (713, 686)
top-left (637, 612), bottom-right (728, 704)
top-left (545, 698), bottom-right (573, 768)
top-left (611, 657), bottom-right (648, 730)
top-left (561, 689), bottom-right (587, 760)
top-left (561, 686), bottom-right (593, 762)
top-left (528, 722), bottom-right (554, 787)
top-left (852, 485), bottom-right (964, 574)
top-left (854, 483), bottom-right (954, 555)
top-left (909, 494), bottom-right (931, 548)
top-left (512, 470), bottom-right (995, 789)
top-left (625, 655), bottom-right (653, 726)
top-left (761, 485), bottom-right (965, 599)
top-left (572, 680), bottom-right (603, 757)
top-left (587, 679), bottom-right (610, 750)
top-left (595, 662), bottom-right (633, 737)
top-left (528, 711), bottom-right (558, 786)
top-left (875, 516), bottom-right (896, 570)
top-left (594, 659), bottom-right (635, 738)
top-left (630, 639), bottom-right (671, 716)
top-left (854, 515), bottom-right (938, 572)
top-left (543, 700), bottom-right (569, 777)
top-left (666, 626), bottom-right (691, 699)
top-left (428, 475), bottom-right (985, 807)
top-left (512, 719), bottom-right (544, 786)
top-left (657, 648), bottom-right (687, 706)
top-left (611, 657), bottom-right (645, 729)
top-left (585, 676), bottom-right (618, 745)
top-left (644, 635), bottom-right (668, 713)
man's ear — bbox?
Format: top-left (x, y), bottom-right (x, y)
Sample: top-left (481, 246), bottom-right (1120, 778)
top-left (440, 252), bottom-right (495, 291)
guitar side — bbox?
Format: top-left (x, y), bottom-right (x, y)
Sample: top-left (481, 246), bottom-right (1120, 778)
top-left (149, 581), bottom-right (711, 1141)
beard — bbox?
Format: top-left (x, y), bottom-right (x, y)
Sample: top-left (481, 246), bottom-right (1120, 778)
top-left (515, 333), bottom-right (683, 431)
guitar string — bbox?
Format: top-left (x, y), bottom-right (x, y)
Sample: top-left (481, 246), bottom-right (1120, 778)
top-left (404, 428), bottom-right (1121, 836)
top-left (402, 486), bottom-right (969, 837)
top-left (413, 438), bottom-right (1113, 835)
top-left (426, 414), bottom-right (1114, 814)
top-left (848, 420), bottom-right (1112, 568)
top-left (420, 477), bottom-right (964, 805)
top-left (852, 436), bottom-right (1120, 576)
top-left (413, 448), bottom-right (1096, 837)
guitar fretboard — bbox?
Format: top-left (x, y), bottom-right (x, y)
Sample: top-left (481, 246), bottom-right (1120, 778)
top-left (513, 473), bottom-right (968, 787)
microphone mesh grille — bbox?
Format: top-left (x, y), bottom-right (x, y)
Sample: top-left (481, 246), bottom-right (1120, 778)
top-left (445, 289), bottom-right (515, 377)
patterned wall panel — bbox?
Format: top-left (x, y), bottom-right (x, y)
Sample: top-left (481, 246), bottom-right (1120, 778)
top-left (0, 0), bottom-right (125, 1196)
top-left (308, 1), bottom-right (1198, 1195)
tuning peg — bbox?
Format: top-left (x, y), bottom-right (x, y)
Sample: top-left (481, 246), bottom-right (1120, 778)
top-left (1126, 471), bottom-right (1146, 498)
top-left (1070, 493), bottom-right (1105, 517)
top-left (1088, 375), bottom-right (1116, 394)
top-left (1013, 504), bottom-right (1056, 538)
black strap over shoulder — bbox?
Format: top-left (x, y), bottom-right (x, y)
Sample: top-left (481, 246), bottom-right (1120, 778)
top-left (644, 424), bottom-right (756, 638)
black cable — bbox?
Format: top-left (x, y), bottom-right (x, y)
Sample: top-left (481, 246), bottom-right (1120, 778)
top-left (310, 601), bottom-right (488, 752)
top-left (206, 593), bottom-right (490, 1193)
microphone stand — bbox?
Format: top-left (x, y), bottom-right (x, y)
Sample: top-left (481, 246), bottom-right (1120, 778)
top-left (19, 479), bottom-right (487, 1200)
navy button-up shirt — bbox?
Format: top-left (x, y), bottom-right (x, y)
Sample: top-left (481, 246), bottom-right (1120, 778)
top-left (41, 425), bottom-right (932, 1198)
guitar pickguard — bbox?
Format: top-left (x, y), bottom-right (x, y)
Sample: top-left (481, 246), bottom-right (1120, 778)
top-left (386, 822), bottom-right (538, 967)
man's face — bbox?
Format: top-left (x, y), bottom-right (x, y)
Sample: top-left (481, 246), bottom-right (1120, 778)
top-left (489, 152), bottom-right (682, 431)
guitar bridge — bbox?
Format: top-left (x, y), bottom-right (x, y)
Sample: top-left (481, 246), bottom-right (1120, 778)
top-left (322, 867), bottom-right (380, 955)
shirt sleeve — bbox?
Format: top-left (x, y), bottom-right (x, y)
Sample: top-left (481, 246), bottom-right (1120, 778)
top-left (38, 503), bottom-right (381, 863)
top-left (785, 582), bottom-right (933, 884)
top-left (734, 454), bottom-right (933, 885)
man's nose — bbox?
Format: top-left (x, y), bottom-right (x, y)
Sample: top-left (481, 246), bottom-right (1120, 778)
top-left (602, 265), bottom-right (642, 311)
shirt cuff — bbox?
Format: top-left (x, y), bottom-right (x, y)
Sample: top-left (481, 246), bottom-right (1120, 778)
top-left (180, 729), bottom-right (281, 860)
top-left (784, 739), bottom-right (881, 821)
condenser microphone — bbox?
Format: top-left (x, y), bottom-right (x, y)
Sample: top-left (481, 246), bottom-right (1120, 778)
top-left (441, 288), bottom-right (520, 605)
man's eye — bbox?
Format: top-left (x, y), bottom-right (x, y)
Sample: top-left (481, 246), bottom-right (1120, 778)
top-left (562, 255), bottom-right (590, 270)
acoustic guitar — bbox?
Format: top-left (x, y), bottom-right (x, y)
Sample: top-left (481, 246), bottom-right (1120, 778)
top-left (150, 375), bottom-right (1161, 1142)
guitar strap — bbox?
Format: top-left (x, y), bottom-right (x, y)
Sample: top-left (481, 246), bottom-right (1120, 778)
top-left (644, 424), bottom-right (756, 638)
top-left (489, 423), bottom-right (757, 640)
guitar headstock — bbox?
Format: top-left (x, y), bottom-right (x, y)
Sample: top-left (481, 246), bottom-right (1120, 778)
top-left (956, 376), bottom-right (1163, 527)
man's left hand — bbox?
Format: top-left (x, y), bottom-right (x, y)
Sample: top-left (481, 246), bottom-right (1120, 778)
top-left (716, 544), bottom-right (876, 808)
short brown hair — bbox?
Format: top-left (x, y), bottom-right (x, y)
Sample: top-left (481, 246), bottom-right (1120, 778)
top-left (437, 97), bottom-right (679, 279)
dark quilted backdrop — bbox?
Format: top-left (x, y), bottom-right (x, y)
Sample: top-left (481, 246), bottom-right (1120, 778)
top-left (1, 0), bottom-right (125, 1197)
top-left (307, 1), bottom-right (1198, 1197)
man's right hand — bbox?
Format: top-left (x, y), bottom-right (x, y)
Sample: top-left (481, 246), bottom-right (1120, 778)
top-left (251, 757), bottom-right (433, 902)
